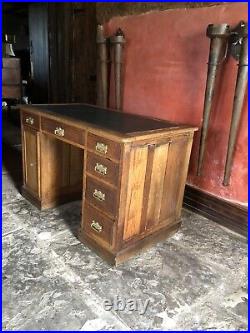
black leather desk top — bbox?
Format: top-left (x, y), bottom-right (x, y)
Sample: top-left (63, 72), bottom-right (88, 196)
top-left (26, 103), bottom-right (191, 135)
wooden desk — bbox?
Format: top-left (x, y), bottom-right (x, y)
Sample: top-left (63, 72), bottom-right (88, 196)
top-left (20, 104), bottom-right (197, 265)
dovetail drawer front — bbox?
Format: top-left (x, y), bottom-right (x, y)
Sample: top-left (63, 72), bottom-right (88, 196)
top-left (87, 133), bottom-right (121, 161)
top-left (83, 204), bottom-right (114, 246)
top-left (85, 177), bottom-right (117, 218)
top-left (22, 111), bottom-right (40, 130)
top-left (86, 152), bottom-right (119, 187)
top-left (41, 117), bottom-right (85, 146)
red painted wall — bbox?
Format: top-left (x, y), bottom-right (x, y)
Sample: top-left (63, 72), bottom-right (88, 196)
top-left (106, 3), bottom-right (248, 206)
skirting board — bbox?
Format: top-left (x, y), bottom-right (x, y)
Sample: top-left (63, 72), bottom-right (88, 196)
top-left (183, 185), bottom-right (248, 237)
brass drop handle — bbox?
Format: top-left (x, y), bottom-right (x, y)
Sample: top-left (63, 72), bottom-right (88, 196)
top-left (94, 163), bottom-right (107, 175)
top-left (93, 189), bottom-right (105, 201)
top-left (91, 220), bottom-right (103, 233)
top-left (96, 142), bottom-right (108, 154)
top-left (25, 117), bottom-right (34, 125)
top-left (54, 127), bottom-right (65, 137)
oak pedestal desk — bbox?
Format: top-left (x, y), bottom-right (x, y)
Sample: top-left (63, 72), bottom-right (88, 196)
top-left (20, 104), bottom-right (197, 265)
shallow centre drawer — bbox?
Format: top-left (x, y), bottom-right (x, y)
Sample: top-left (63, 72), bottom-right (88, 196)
top-left (83, 203), bottom-right (114, 246)
top-left (86, 152), bottom-right (119, 187)
top-left (41, 117), bottom-right (85, 146)
top-left (85, 177), bottom-right (117, 218)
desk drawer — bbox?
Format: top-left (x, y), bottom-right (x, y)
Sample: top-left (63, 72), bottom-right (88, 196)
top-left (85, 177), bottom-right (117, 218)
top-left (41, 117), bottom-right (85, 146)
top-left (83, 204), bottom-right (114, 246)
top-left (87, 133), bottom-right (121, 161)
top-left (86, 152), bottom-right (119, 187)
top-left (22, 111), bottom-right (40, 130)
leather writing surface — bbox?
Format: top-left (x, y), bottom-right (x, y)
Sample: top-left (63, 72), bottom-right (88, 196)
top-left (34, 104), bottom-right (180, 134)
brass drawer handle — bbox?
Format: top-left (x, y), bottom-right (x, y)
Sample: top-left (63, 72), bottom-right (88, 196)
top-left (25, 117), bottom-right (34, 125)
top-left (93, 189), bottom-right (105, 201)
top-left (54, 127), bottom-right (65, 137)
top-left (91, 220), bottom-right (102, 233)
top-left (96, 142), bottom-right (108, 154)
top-left (94, 163), bottom-right (107, 175)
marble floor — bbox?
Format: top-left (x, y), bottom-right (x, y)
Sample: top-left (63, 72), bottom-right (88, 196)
top-left (2, 113), bottom-right (248, 330)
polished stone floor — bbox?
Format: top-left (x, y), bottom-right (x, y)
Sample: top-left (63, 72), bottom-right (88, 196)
top-left (2, 113), bottom-right (248, 330)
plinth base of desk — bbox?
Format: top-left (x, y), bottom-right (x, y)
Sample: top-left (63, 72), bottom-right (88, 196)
top-left (22, 186), bottom-right (82, 210)
top-left (78, 221), bottom-right (181, 266)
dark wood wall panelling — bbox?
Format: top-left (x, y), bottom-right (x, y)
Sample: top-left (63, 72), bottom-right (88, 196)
top-left (29, 3), bottom-right (97, 104)
top-left (29, 4), bottom-right (49, 103)
top-left (184, 185), bottom-right (247, 237)
top-left (71, 4), bottom-right (97, 104)
top-left (48, 3), bottom-right (73, 103)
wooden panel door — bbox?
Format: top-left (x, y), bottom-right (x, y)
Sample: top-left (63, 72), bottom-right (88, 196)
top-left (71, 3), bottom-right (97, 103)
top-left (123, 145), bottom-right (149, 240)
top-left (122, 135), bottom-right (193, 242)
top-left (48, 3), bottom-right (73, 103)
top-left (142, 142), bottom-right (170, 231)
top-left (29, 3), bottom-right (49, 103)
top-left (45, 3), bottom-right (96, 103)
top-left (23, 126), bottom-right (40, 196)
top-left (159, 135), bottom-right (193, 221)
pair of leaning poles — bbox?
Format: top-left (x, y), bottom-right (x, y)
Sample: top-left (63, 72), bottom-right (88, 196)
top-left (96, 24), bottom-right (125, 110)
top-left (197, 21), bottom-right (248, 186)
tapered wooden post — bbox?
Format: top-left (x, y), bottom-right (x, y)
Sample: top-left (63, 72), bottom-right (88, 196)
top-left (96, 24), bottom-right (108, 107)
top-left (223, 22), bottom-right (248, 186)
top-left (197, 24), bottom-right (230, 176)
top-left (110, 28), bottom-right (125, 110)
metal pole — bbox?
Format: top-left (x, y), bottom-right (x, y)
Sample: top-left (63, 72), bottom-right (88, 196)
top-left (197, 24), bottom-right (230, 176)
top-left (110, 28), bottom-right (125, 110)
top-left (96, 24), bottom-right (108, 107)
top-left (223, 22), bottom-right (248, 186)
